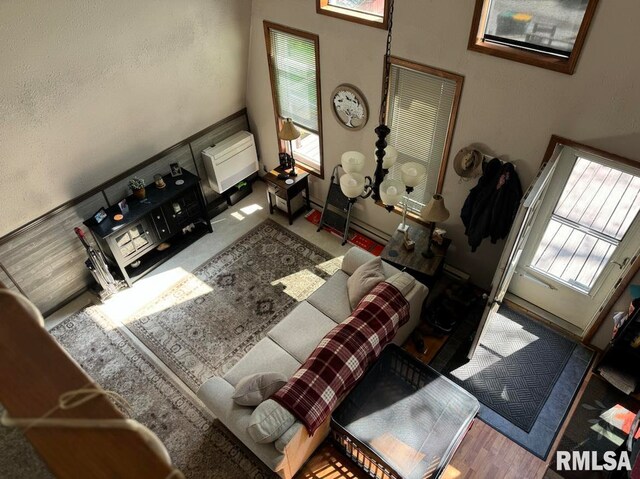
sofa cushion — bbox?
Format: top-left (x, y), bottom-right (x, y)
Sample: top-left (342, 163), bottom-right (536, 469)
top-left (274, 421), bottom-right (303, 454)
top-left (223, 337), bottom-right (301, 387)
top-left (386, 272), bottom-right (416, 297)
top-left (268, 302), bottom-right (337, 363)
top-left (307, 270), bottom-right (352, 323)
top-left (347, 256), bottom-right (386, 310)
top-left (232, 372), bottom-right (288, 407)
top-left (247, 399), bottom-right (296, 444)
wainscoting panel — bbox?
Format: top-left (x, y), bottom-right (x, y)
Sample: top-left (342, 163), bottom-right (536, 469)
top-left (0, 193), bottom-right (107, 315)
top-left (189, 114), bottom-right (249, 203)
top-left (103, 144), bottom-right (195, 205)
top-left (0, 265), bottom-right (19, 293)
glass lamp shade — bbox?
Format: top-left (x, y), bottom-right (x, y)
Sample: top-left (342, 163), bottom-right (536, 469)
top-left (379, 179), bottom-right (404, 206)
top-left (381, 145), bottom-right (398, 169)
top-left (400, 162), bottom-right (427, 188)
top-left (340, 173), bottom-right (366, 199)
top-left (341, 151), bottom-right (366, 173)
top-left (420, 194), bottom-right (450, 223)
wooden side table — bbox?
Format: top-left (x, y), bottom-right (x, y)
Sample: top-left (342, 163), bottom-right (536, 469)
top-left (380, 226), bottom-right (451, 287)
top-left (264, 168), bottom-right (311, 225)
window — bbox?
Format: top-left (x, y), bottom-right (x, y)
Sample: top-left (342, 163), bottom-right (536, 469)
top-left (264, 22), bottom-right (324, 177)
top-left (383, 57), bottom-right (463, 215)
top-left (468, 0), bottom-right (599, 74)
top-left (317, 0), bottom-right (389, 29)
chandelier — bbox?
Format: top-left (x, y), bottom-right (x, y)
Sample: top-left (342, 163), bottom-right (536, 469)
top-left (337, 0), bottom-right (428, 228)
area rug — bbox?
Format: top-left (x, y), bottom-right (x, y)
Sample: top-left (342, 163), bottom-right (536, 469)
top-left (547, 375), bottom-right (640, 478)
top-left (0, 307), bottom-right (274, 478)
top-left (431, 305), bottom-right (593, 459)
top-left (305, 209), bottom-right (384, 256)
top-left (123, 219), bottom-right (335, 392)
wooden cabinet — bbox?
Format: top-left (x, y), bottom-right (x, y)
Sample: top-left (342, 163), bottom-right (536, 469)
top-left (85, 170), bottom-right (211, 286)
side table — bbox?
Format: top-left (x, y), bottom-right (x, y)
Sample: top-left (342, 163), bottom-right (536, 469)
top-left (380, 226), bottom-right (451, 287)
top-left (264, 168), bottom-right (311, 225)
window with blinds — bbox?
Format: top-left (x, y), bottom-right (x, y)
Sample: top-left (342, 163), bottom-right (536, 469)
top-left (265, 23), bottom-right (323, 176)
top-left (385, 58), bottom-right (463, 213)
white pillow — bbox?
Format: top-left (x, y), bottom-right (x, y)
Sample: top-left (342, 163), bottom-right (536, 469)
top-left (231, 372), bottom-right (287, 407)
top-left (247, 399), bottom-right (296, 444)
top-left (347, 256), bottom-right (386, 310)
top-left (385, 272), bottom-right (416, 297)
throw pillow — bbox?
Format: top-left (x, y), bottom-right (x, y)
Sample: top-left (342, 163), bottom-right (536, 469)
top-left (386, 272), bottom-right (416, 297)
top-left (247, 399), bottom-right (296, 444)
top-left (232, 372), bottom-right (287, 407)
top-left (347, 256), bottom-right (386, 310)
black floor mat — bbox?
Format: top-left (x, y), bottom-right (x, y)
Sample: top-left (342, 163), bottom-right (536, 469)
top-left (433, 306), bottom-right (577, 432)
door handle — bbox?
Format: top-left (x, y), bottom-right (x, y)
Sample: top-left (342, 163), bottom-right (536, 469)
top-left (611, 257), bottom-right (630, 269)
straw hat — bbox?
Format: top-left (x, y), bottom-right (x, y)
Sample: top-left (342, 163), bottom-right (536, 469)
top-left (453, 147), bottom-right (483, 178)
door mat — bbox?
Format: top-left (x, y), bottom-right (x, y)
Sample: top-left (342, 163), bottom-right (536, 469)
top-left (305, 209), bottom-right (384, 256)
top-left (431, 306), bottom-right (594, 458)
top-left (547, 374), bottom-right (640, 478)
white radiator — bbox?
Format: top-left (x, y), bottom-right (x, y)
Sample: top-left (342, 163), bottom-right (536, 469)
top-left (201, 131), bottom-right (258, 194)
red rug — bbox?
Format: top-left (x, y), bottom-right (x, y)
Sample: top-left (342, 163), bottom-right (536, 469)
top-left (305, 209), bottom-right (384, 256)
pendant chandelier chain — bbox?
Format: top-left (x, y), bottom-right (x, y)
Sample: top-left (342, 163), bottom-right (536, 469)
top-left (379, 0), bottom-right (395, 125)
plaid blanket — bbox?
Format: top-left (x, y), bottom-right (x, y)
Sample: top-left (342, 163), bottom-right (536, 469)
top-left (272, 281), bottom-right (410, 434)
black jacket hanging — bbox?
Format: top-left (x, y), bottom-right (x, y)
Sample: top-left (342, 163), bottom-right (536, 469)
top-left (461, 158), bottom-right (522, 252)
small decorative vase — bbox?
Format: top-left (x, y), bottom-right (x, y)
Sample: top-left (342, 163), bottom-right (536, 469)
top-left (132, 187), bottom-right (146, 200)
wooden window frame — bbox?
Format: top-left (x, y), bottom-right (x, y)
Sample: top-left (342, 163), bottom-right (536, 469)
top-left (317, 0), bottom-right (390, 30)
top-left (376, 56), bottom-right (464, 226)
top-left (263, 21), bottom-right (325, 179)
top-left (468, 0), bottom-right (599, 75)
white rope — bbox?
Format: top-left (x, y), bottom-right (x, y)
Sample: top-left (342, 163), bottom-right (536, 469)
top-left (0, 290), bottom-right (184, 479)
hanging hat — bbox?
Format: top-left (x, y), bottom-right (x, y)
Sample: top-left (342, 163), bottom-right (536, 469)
top-left (453, 147), bottom-right (483, 178)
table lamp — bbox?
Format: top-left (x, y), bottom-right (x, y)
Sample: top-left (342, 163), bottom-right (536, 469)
top-left (420, 194), bottom-right (449, 258)
top-left (278, 118), bottom-right (301, 177)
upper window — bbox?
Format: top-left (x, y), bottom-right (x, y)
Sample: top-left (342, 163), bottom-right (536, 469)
top-left (384, 57), bottom-right (464, 215)
top-left (468, 0), bottom-right (599, 74)
top-left (317, 0), bottom-right (389, 30)
top-left (264, 22), bottom-right (324, 177)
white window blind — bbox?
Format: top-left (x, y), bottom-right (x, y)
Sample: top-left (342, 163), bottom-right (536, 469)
top-left (269, 29), bottom-right (319, 133)
top-left (386, 64), bottom-right (457, 212)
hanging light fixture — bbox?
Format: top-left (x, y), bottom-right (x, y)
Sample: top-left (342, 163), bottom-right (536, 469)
top-left (338, 0), bottom-right (426, 216)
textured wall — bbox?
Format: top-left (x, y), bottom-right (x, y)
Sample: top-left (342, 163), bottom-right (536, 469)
top-left (0, 0), bottom-right (252, 237)
top-left (247, 0), bottom-right (640, 289)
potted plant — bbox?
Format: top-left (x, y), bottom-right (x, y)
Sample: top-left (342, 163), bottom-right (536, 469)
top-left (128, 176), bottom-right (146, 200)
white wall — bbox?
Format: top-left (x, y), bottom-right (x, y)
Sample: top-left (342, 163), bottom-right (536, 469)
top-left (247, 0), bottom-right (640, 289)
top-left (0, 0), bottom-right (252, 237)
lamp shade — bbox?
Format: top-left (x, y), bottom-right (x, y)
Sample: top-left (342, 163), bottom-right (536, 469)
top-left (278, 118), bottom-right (300, 141)
top-left (381, 145), bottom-right (398, 169)
top-left (340, 173), bottom-right (365, 198)
top-left (341, 151), bottom-right (366, 173)
top-left (379, 178), bottom-right (404, 206)
top-left (420, 194), bottom-right (450, 223)
top-left (400, 162), bottom-right (426, 188)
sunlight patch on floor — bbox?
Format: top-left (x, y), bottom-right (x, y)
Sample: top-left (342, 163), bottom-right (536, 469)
top-left (97, 267), bottom-right (211, 322)
top-left (240, 204), bottom-right (263, 215)
top-left (316, 256), bottom-right (343, 276)
top-left (272, 269), bottom-right (326, 301)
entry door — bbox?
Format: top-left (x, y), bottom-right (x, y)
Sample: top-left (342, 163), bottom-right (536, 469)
top-left (467, 151), bottom-right (560, 359)
top-left (508, 147), bottom-right (640, 334)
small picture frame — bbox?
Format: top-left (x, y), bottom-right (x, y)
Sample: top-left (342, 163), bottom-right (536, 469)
top-left (118, 199), bottom-right (129, 215)
top-left (170, 163), bottom-right (183, 177)
top-left (93, 208), bottom-right (108, 224)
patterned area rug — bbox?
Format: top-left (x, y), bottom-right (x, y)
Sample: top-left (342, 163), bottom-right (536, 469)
top-left (433, 306), bottom-right (577, 432)
top-left (0, 307), bottom-right (274, 479)
top-left (123, 219), bottom-right (335, 392)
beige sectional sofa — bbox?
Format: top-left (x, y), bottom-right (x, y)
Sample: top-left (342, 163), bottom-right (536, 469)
top-left (197, 247), bottom-right (429, 479)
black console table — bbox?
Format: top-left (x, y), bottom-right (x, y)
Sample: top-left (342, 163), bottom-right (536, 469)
top-left (85, 170), bottom-right (211, 286)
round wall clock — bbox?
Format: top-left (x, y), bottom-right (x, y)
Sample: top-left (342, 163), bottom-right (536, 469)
top-left (331, 84), bottom-right (369, 131)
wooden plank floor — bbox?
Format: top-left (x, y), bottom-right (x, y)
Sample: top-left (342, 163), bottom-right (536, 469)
top-left (296, 420), bottom-right (547, 479)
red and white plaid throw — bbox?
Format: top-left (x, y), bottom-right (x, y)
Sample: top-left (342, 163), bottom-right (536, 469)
top-left (272, 281), bottom-right (410, 434)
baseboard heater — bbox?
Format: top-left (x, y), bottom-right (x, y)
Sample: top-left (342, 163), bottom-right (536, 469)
top-left (201, 131), bottom-right (258, 194)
